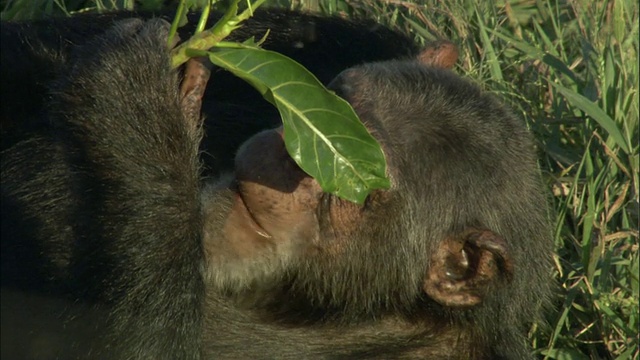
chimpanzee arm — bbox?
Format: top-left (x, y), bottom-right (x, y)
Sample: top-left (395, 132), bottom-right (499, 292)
top-left (49, 19), bottom-right (205, 359)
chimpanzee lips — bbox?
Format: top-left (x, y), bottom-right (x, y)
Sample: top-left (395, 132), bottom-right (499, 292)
top-left (233, 181), bottom-right (271, 239)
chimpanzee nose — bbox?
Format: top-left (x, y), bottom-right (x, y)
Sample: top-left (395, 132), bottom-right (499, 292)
top-left (235, 128), bottom-right (315, 195)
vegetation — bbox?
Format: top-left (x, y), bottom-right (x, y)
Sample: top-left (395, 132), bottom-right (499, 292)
top-left (2, 0), bottom-right (638, 359)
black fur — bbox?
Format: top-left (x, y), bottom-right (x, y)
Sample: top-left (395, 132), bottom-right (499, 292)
top-left (1, 11), bottom-right (552, 360)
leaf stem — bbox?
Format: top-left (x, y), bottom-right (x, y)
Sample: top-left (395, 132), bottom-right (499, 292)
top-left (170, 0), bottom-right (267, 69)
top-left (195, 0), bottom-right (212, 34)
top-left (167, 0), bottom-right (187, 47)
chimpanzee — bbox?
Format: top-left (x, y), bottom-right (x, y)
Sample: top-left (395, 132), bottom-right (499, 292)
top-left (1, 10), bottom-right (552, 360)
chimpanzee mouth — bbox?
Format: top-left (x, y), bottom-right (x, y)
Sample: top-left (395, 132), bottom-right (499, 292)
top-left (232, 181), bottom-right (272, 239)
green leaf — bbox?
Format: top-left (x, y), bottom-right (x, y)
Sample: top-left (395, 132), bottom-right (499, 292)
top-left (204, 44), bottom-right (390, 204)
top-left (551, 82), bottom-right (631, 154)
top-left (489, 29), bottom-right (578, 83)
top-left (476, 11), bottom-right (503, 82)
top-left (541, 348), bottom-right (590, 360)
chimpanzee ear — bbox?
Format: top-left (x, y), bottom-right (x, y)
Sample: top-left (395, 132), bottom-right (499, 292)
top-left (416, 40), bottom-right (459, 69)
top-left (423, 228), bottom-right (514, 308)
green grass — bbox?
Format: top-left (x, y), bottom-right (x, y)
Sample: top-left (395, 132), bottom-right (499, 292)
top-left (2, 0), bottom-right (638, 359)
